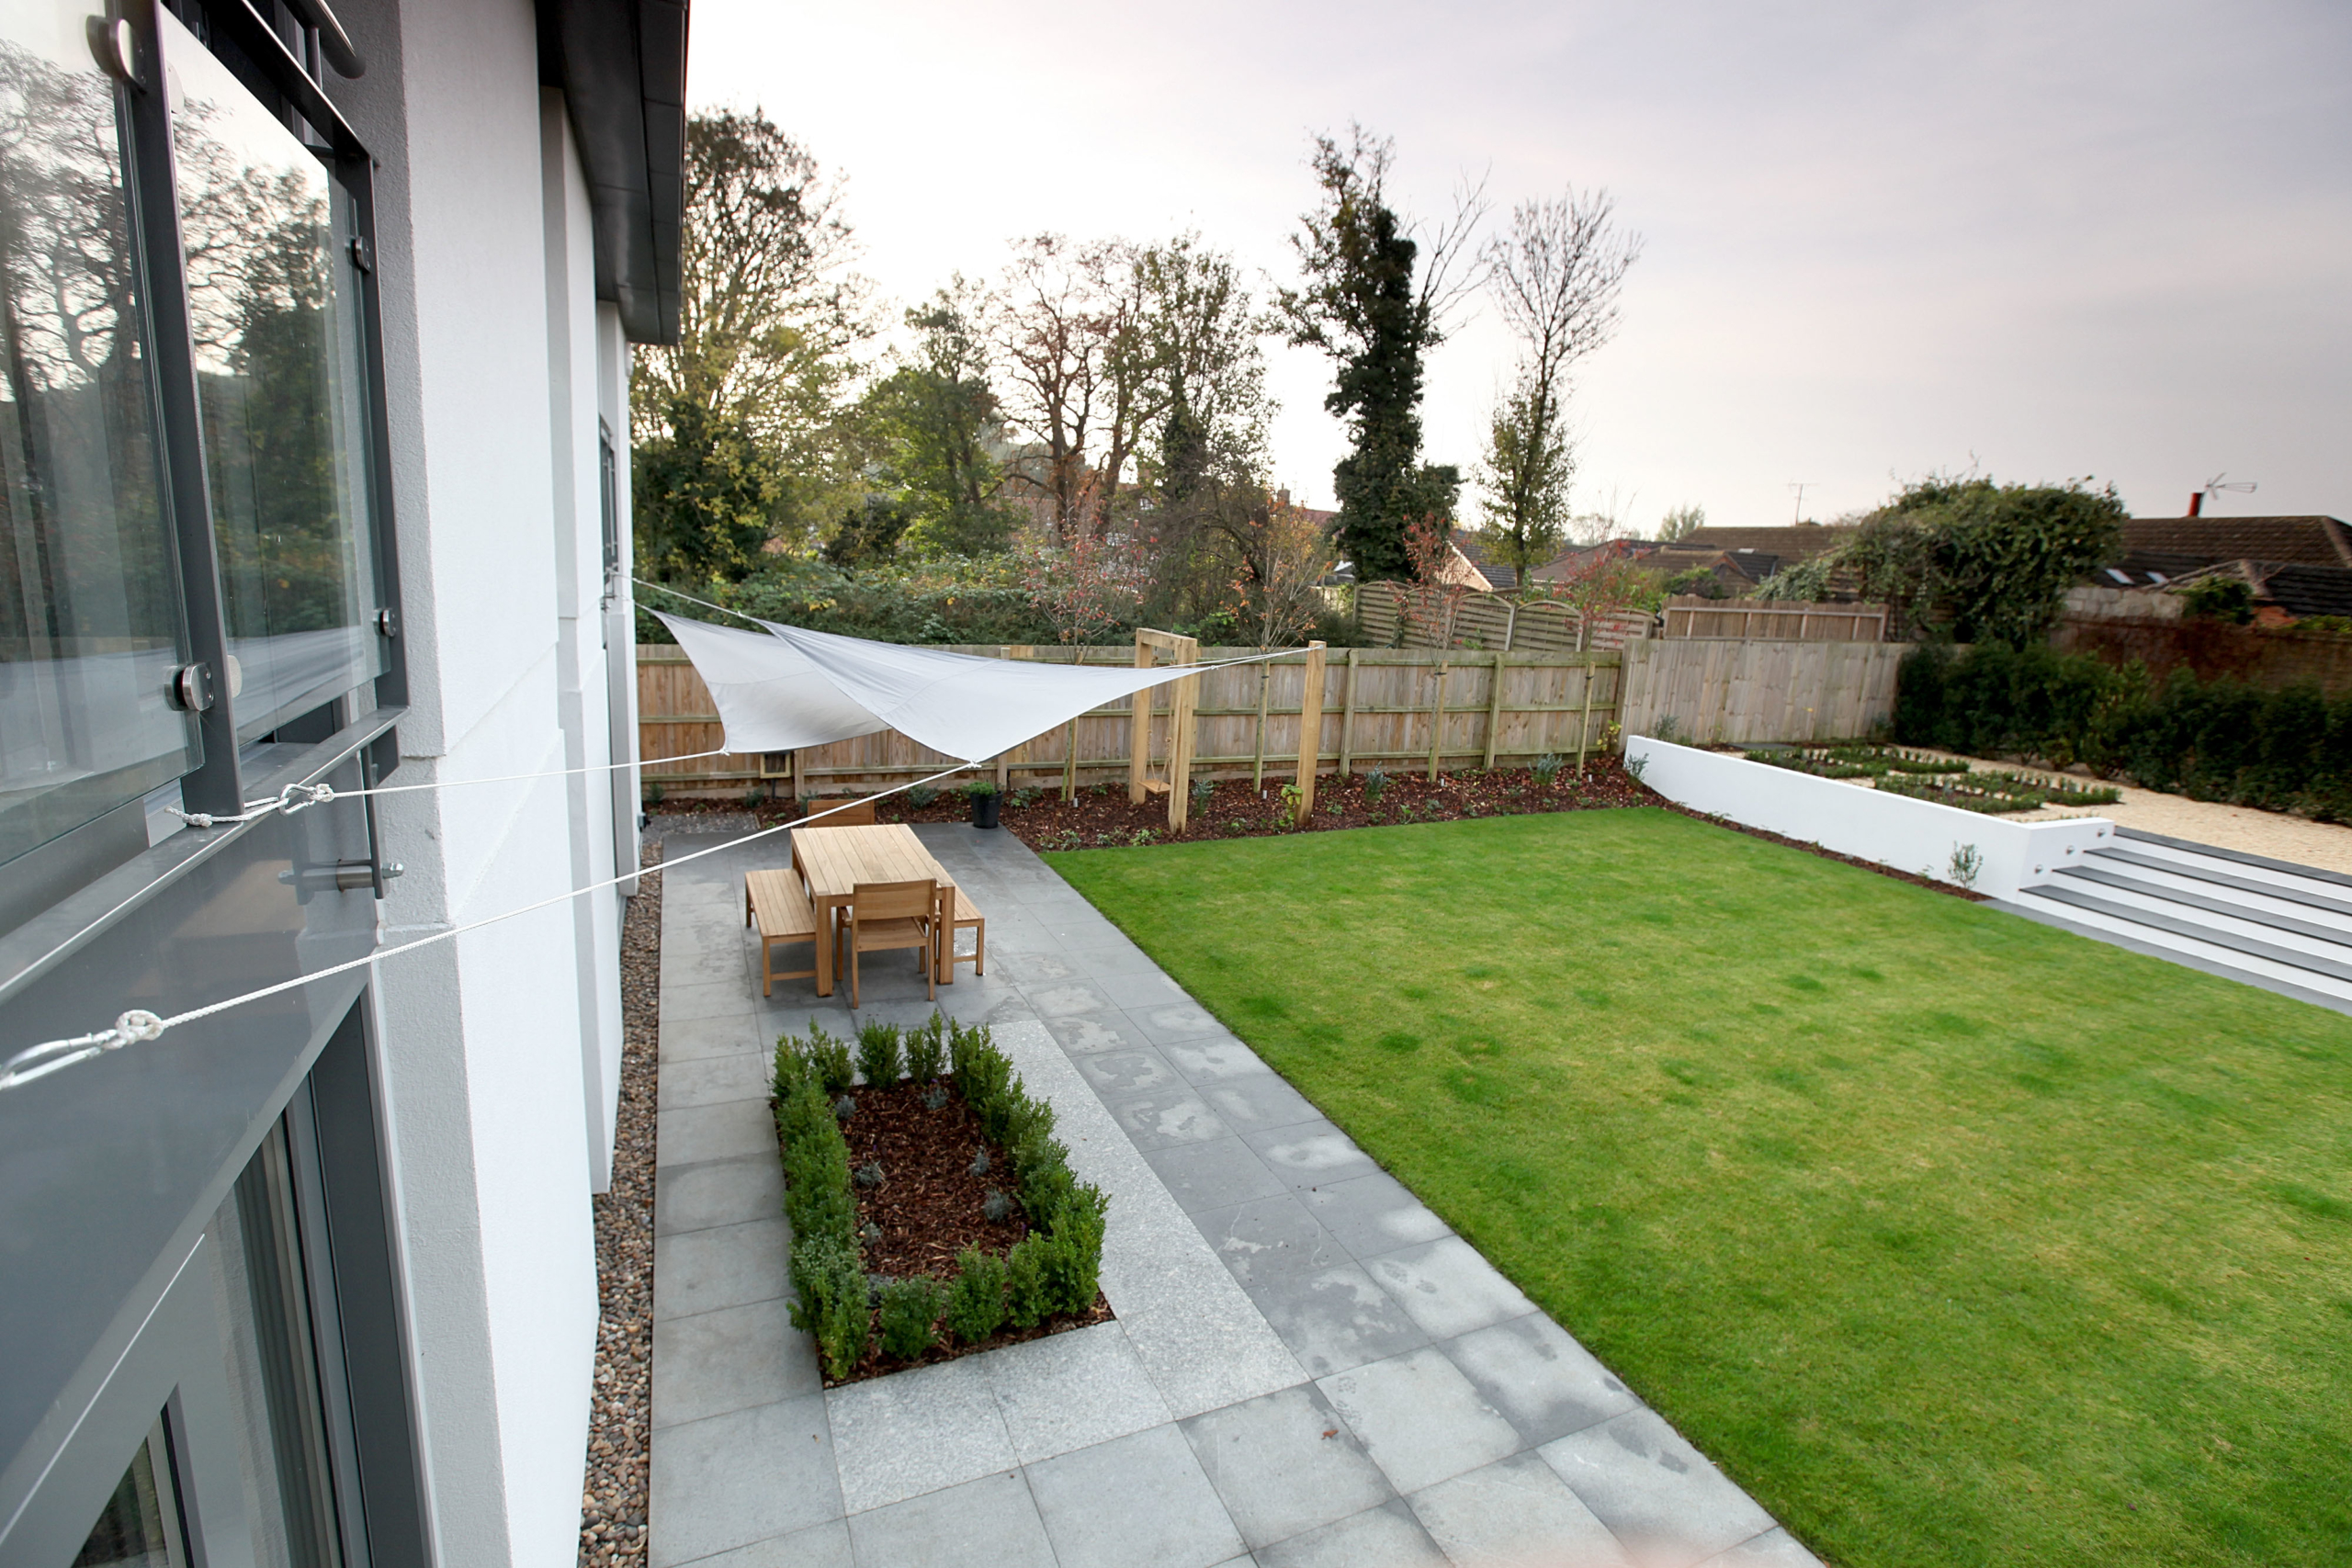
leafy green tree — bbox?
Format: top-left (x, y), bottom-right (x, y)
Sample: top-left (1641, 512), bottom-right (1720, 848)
top-left (631, 109), bottom-right (871, 567)
top-left (1279, 127), bottom-right (1480, 581)
top-left (633, 397), bottom-right (786, 581)
top-left (856, 282), bottom-right (1021, 558)
top-left (1760, 476), bottom-right (2125, 645)
top-left (1657, 503), bottom-right (1706, 541)
top-left (1475, 189), bottom-right (1641, 595)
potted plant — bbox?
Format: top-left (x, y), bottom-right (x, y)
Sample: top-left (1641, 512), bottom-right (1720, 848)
top-left (967, 779), bottom-right (1002, 829)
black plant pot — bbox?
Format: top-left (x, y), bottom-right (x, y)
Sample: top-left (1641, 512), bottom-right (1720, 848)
top-left (970, 792), bottom-right (1001, 829)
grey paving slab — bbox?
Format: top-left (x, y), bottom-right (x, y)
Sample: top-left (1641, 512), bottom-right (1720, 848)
top-left (1160, 1037), bottom-right (1275, 1085)
top-left (977, 1320), bottom-right (1172, 1464)
top-left (1240, 1122), bottom-right (1380, 1191)
top-left (1100, 1084), bottom-right (1230, 1150)
top-left (1254, 1499), bottom-right (1446, 1568)
top-left (657, 1049), bottom-right (771, 1111)
top-left (1540, 1409), bottom-right (1779, 1568)
top-left (655, 1154), bottom-right (783, 1237)
top-left (1442, 1313), bottom-right (1641, 1447)
top-left (1125, 1001), bottom-right (1232, 1045)
top-left (663, 979), bottom-right (761, 1025)
top-left (1094, 969), bottom-right (1192, 1010)
top-left (973, 912), bottom-right (1067, 955)
top-left (1042, 1012), bottom-right (1149, 1055)
top-left (657, 1097), bottom-right (776, 1168)
top-left (648, 1394), bottom-right (840, 1567)
top-left (1408, 1450), bottom-right (1630, 1568)
top-left (1021, 979), bottom-right (1123, 1018)
top-left (661, 1010), bottom-right (766, 1063)
top-left (1143, 1138), bottom-right (1290, 1214)
top-left (1296, 1171), bottom-right (1452, 1263)
top-left (1242, 1261), bottom-right (1432, 1379)
top-left (652, 1218), bottom-right (790, 1321)
top-left (1197, 1075), bottom-right (1322, 1135)
top-left (1061, 942), bottom-right (1161, 976)
top-left (662, 940), bottom-right (751, 988)
top-left (1027, 1424), bottom-right (1247, 1568)
top-left (1072, 1046), bottom-right (1182, 1098)
top-left (1368, 1235), bottom-right (1541, 1340)
top-left (1316, 1348), bottom-right (1521, 1495)
top-left (652, 1298), bottom-right (817, 1429)
top-left (825, 1359), bottom-right (1014, 1515)
top-left (843, 1471), bottom-right (1053, 1568)
top-left (1195, 1194), bottom-right (1348, 1289)
top-left (669, 1518), bottom-right (854, 1568)
top-left (1179, 1385), bottom-right (1393, 1550)
top-left (760, 1003), bottom-right (857, 1043)
top-left (1696, 1527), bottom-right (1826, 1568)
top-left (993, 949), bottom-right (1083, 986)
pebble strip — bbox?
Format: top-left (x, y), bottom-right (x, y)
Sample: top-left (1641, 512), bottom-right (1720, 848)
top-left (578, 845), bottom-right (662, 1567)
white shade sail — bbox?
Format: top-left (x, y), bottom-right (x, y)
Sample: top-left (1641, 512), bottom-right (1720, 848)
top-left (655, 611), bottom-right (1239, 764)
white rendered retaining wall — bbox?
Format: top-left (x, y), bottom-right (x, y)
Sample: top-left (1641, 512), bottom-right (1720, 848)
top-left (1625, 735), bottom-right (2114, 898)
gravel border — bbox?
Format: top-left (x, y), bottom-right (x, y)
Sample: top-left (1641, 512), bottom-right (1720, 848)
top-left (578, 845), bottom-right (661, 1568)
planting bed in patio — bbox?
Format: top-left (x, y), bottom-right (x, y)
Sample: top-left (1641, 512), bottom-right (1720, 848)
top-left (774, 1016), bottom-right (1110, 1385)
top-left (1049, 810), bottom-right (2352, 1568)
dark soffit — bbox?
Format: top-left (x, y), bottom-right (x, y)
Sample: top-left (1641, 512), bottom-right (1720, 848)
top-left (538, 0), bottom-right (686, 345)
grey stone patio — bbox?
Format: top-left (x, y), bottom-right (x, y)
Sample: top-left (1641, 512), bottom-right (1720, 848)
top-left (649, 823), bottom-right (1823, 1568)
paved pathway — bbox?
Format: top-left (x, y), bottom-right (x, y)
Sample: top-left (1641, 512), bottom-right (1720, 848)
top-left (650, 824), bottom-right (1823, 1568)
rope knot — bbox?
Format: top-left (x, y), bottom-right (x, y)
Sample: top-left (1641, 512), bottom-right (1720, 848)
top-left (277, 782), bottom-right (335, 815)
top-left (111, 1010), bottom-right (166, 1047)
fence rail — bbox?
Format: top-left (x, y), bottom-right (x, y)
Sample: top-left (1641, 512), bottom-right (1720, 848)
top-left (637, 631), bottom-right (1913, 798)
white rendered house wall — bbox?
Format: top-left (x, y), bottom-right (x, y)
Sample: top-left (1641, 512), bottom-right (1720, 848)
top-left (1623, 735), bottom-right (2114, 900)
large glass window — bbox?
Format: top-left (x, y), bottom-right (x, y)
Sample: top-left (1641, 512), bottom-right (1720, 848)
top-left (0, 3), bottom-right (200, 864)
top-left (161, 8), bottom-right (381, 740)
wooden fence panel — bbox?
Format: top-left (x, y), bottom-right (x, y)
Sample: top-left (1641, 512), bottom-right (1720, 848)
top-left (1660, 597), bottom-right (1889, 641)
top-left (1354, 582), bottom-right (1652, 653)
top-left (638, 643), bottom-right (1634, 797)
top-left (1618, 638), bottom-right (1908, 745)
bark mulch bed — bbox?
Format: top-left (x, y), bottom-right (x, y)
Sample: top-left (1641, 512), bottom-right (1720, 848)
top-left (579, 844), bottom-right (659, 1568)
top-left (813, 1077), bottom-right (1113, 1386)
top-left (653, 754), bottom-right (1981, 906)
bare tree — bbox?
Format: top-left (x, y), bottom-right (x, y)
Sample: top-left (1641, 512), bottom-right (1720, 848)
top-left (990, 235), bottom-right (1157, 540)
top-left (1475, 188), bottom-right (1641, 592)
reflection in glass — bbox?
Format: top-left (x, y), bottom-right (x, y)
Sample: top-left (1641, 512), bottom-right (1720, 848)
top-left (73, 1418), bottom-right (185, 1568)
top-left (162, 10), bottom-right (380, 739)
top-left (0, 5), bottom-right (199, 864)
top-left (205, 1119), bottom-right (345, 1568)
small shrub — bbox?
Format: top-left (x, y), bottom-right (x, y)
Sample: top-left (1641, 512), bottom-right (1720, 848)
top-left (787, 1234), bottom-right (869, 1380)
top-left (805, 1025), bottom-right (854, 1096)
top-left (1363, 768), bottom-right (1390, 802)
top-left (1191, 775), bottom-right (1214, 809)
top-left (855, 1020), bottom-right (903, 1086)
top-left (875, 1276), bottom-right (943, 1359)
top-left (1652, 715), bottom-right (1685, 744)
top-left (944, 1248), bottom-right (1008, 1343)
top-left (1129, 828), bottom-right (1157, 846)
top-left (905, 1015), bottom-right (946, 1082)
top-left (1042, 1187), bottom-right (1108, 1314)
top-left (1949, 842), bottom-right (1984, 890)
top-left (1532, 754), bottom-right (1564, 785)
top-left (908, 783), bottom-right (939, 808)
top-left (1008, 785), bottom-right (1043, 808)
top-left (774, 1032), bottom-right (810, 1097)
top-left (965, 778), bottom-right (1001, 801)
top-left (1004, 1235), bottom-right (1051, 1328)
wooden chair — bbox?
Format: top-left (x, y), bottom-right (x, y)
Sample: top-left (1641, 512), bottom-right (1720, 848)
top-left (744, 870), bottom-right (820, 998)
top-left (842, 879), bottom-right (936, 1009)
top-left (939, 885), bottom-right (985, 982)
top-left (808, 797), bottom-right (876, 827)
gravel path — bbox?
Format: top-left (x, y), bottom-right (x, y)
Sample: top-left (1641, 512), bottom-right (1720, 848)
top-left (578, 845), bottom-right (661, 1568)
top-left (1894, 750), bottom-right (2352, 874)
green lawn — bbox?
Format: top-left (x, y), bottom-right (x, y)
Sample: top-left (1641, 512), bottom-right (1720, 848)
top-left (1044, 808), bottom-right (2352, 1568)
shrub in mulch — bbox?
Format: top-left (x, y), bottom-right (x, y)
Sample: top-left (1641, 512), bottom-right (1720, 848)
top-left (775, 1013), bottom-right (1109, 1384)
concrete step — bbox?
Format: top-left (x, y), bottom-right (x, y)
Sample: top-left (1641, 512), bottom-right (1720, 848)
top-left (2109, 826), bottom-right (2352, 903)
top-left (2007, 884), bottom-right (2352, 1009)
top-left (2084, 846), bottom-right (2352, 923)
top-left (2050, 865), bottom-right (2352, 962)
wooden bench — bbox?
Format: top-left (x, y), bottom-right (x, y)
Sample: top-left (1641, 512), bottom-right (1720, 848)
top-left (805, 797), bottom-right (876, 827)
top-left (940, 886), bottom-right (985, 980)
top-left (745, 870), bottom-right (821, 997)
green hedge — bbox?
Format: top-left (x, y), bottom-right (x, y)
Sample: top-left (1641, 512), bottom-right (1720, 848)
top-left (1894, 645), bottom-right (2352, 820)
top-left (774, 1014), bottom-right (1108, 1381)
top-left (639, 558), bottom-right (1069, 647)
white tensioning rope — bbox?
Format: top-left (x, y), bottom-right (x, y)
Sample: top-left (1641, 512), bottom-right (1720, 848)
top-left (164, 747), bottom-right (735, 829)
top-left (0, 765), bottom-right (975, 1092)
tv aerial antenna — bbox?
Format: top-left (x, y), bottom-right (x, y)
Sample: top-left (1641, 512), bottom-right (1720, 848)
top-left (2193, 472), bottom-right (2256, 514)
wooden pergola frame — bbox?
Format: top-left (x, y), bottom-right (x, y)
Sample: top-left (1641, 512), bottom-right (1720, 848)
top-left (1128, 629), bottom-right (1200, 830)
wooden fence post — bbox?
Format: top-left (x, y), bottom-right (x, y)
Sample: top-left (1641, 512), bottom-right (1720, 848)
top-left (1251, 665), bottom-right (1271, 789)
top-left (1339, 648), bottom-right (1360, 776)
top-left (1128, 634), bottom-right (1152, 804)
top-left (1294, 642), bottom-right (1326, 823)
top-left (1482, 650), bottom-right (1507, 769)
top-left (1427, 659), bottom-right (1448, 779)
top-left (1168, 635), bottom-right (1199, 831)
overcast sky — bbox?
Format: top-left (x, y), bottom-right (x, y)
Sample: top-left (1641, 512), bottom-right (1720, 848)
top-left (685, 1), bottom-right (2351, 533)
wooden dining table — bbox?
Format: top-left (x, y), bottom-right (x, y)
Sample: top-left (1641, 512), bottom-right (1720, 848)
top-left (790, 823), bottom-right (962, 998)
